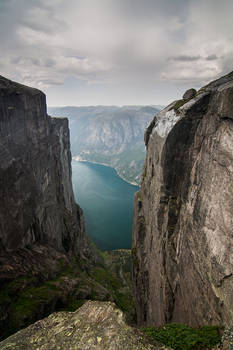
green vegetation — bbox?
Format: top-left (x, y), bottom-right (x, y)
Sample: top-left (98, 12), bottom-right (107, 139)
top-left (92, 265), bottom-right (134, 316)
top-left (142, 323), bottom-right (221, 350)
top-left (77, 144), bottom-right (145, 185)
top-left (9, 284), bottom-right (58, 330)
top-left (0, 249), bottom-right (135, 340)
top-left (63, 298), bottom-right (86, 312)
top-left (93, 250), bottom-right (135, 321)
top-left (93, 267), bottom-right (121, 290)
top-left (197, 88), bottom-right (206, 95)
top-left (137, 191), bottom-right (142, 202)
top-left (170, 99), bottom-right (186, 112)
top-left (142, 166), bottom-right (147, 181)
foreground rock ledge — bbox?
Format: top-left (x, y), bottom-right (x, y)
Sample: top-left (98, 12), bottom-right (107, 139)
top-left (0, 301), bottom-right (168, 350)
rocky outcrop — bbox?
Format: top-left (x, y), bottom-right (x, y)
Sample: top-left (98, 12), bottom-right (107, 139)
top-left (0, 301), bottom-right (169, 350)
top-left (182, 88), bottom-right (196, 101)
top-left (132, 72), bottom-right (233, 327)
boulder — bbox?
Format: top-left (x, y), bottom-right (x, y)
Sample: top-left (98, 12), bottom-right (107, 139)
top-left (182, 88), bottom-right (196, 100)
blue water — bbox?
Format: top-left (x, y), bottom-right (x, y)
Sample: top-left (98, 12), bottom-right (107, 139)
top-left (72, 161), bottom-right (139, 250)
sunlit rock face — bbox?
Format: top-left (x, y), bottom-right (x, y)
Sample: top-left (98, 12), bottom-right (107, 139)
top-left (0, 75), bottom-right (85, 254)
top-left (133, 72), bottom-right (233, 327)
top-left (0, 301), bottom-right (169, 350)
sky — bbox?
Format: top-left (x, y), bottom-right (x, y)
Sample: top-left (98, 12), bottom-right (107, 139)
top-left (0, 0), bottom-right (233, 106)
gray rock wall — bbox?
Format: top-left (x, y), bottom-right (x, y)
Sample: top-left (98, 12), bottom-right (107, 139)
top-left (132, 72), bottom-right (233, 327)
top-left (0, 75), bottom-right (84, 254)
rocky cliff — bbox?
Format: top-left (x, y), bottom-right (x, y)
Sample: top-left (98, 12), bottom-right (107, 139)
top-left (132, 72), bottom-right (233, 327)
top-left (0, 76), bottom-right (137, 341)
top-left (0, 76), bottom-right (100, 339)
top-left (0, 75), bottom-right (86, 255)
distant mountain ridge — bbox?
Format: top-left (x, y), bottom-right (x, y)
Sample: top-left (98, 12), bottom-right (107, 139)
top-left (48, 105), bottom-right (161, 184)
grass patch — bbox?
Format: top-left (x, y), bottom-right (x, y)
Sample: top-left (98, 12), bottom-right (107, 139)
top-left (142, 323), bottom-right (220, 350)
top-left (171, 99), bottom-right (186, 111)
top-left (2, 283), bottom-right (60, 339)
top-left (91, 266), bottom-right (134, 319)
top-left (61, 298), bottom-right (86, 312)
top-left (114, 291), bottom-right (134, 313)
top-left (92, 267), bottom-right (121, 291)
top-left (137, 192), bottom-right (143, 202)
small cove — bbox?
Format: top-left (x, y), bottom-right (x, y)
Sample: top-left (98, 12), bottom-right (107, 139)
top-left (72, 161), bottom-right (139, 250)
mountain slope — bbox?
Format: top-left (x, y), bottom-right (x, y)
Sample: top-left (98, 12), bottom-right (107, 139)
top-left (48, 105), bottom-right (160, 184)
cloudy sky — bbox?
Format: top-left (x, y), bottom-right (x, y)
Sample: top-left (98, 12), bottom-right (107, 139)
top-left (0, 0), bottom-right (232, 106)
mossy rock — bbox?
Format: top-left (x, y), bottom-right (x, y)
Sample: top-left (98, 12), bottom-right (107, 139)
top-left (142, 323), bottom-right (221, 350)
top-left (0, 248), bottom-right (135, 340)
top-left (172, 99), bottom-right (186, 111)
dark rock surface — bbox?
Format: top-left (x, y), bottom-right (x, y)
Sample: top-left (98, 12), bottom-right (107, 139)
top-left (0, 75), bottom-right (85, 254)
top-left (0, 301), bottom-right (169, 350)
top-left (132, 72), bottom-right (233, 327)
top-left (182, 88), bottom-right (196, 100)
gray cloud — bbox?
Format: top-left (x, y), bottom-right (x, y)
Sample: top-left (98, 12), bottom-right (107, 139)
top-left (206, 54), bottom-right (219, 61)
top-left (169, 55), bottom-right (201, 62)
top-left (0, 0), bottom-right (233, 105)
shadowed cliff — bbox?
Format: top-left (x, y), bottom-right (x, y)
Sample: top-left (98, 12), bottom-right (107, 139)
top-left (0, 75), bottom-right (87, 255)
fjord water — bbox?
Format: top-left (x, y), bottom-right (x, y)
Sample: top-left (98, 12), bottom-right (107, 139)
top-left (72, 161), bottom-right (139, 250)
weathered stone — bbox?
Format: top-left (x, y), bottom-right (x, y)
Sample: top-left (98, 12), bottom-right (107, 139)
top-left (221, 327), bottom-right (233, 350)
top-left (133, 71), bottom-right (233, 327)
top-left (182, 88), bottom-right (196, 100)
top-left (0, 301), bottom-right (168, 350)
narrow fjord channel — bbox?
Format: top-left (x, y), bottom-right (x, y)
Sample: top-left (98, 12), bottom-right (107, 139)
top-left (72, 161), bottom-right (139, 250)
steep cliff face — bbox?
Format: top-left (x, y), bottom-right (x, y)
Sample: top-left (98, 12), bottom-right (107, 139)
top-left (0, 75), bottom-right (86, 254)
top-left (0, 76), bottom-right (136, 341)
top-left (0, 76), bottom-right (100, 339)
top-left (133, 72), bottom-right (233, 327)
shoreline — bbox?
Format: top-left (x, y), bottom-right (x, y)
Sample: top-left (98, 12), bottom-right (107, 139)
top-left (72, 156), bottom-right (139, 187)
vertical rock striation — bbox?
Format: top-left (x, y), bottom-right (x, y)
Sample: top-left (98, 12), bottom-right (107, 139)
top-left (133, 72), bottom-right (233, 327)
top-left (0, 75), bottom-right (85, 255)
